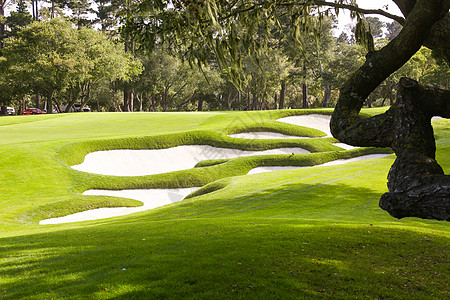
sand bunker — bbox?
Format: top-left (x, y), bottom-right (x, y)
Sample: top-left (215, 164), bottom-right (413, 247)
top-left (333, 143), bottom-right (359, 150)
top-left (72, 145), bottom-right (310, 176)
top-left (45, 113), bottom-right (385, 225)
top-left (229, 114), bottom-right (358, 150)
top-left (228, 132), bottom-right (305, 139)
top-left (39, 187), bottom-right (199, 225)
top-left (248, 154), bottom-right (390, 174)
top-left (277, 114), bottom-right (333, 137)
top-left (229, 114), bottom-right (333, 139)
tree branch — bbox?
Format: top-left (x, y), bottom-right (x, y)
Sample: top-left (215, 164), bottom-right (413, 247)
top-left (392, 0), bottom-right (417, 17)
top-left (330, 0), bottom-right (446, 145)
top-left (219, 1), bottom-right (406, 25)
top-left (313, 0), bottom-right (406, 25)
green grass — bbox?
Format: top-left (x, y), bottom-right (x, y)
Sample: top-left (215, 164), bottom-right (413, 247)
top-left (0, 108), bottom-right (448, 299)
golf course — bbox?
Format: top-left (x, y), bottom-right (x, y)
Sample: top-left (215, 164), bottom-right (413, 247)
top-left (0, 109), bottom-right (449, 299)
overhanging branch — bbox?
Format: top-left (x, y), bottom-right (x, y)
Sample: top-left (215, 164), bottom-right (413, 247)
top-left (218, 1), bottom-right (406, 25)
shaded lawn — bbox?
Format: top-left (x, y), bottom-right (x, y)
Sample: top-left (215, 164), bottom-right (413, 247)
top-left (1, 218), bottom-right (448, 299)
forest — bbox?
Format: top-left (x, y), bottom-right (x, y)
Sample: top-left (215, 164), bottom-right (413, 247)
top-left (1, 0), bottom-right (447, 114)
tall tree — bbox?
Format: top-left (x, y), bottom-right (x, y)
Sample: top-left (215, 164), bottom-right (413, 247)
top-left (5, 0), bottom-right (32, 37)
top-left (94, 0), bottom-right (117, 33)
top-left (365, 17), bottom-right (385, 40)
top-left (65, 0), bottom-right (93, 28)
top-left (31, 0), bottom-right (40, 21)
top-left (386, 20), bottom-right (402, 41)
top-left (0, 0), bottom-right (13, 48)
top-left (126, 0), bottom-right (449, 220)
top-left (1, 18), bottom-right (140, 112)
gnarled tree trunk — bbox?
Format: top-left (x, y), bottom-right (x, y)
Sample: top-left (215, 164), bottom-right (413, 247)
top-left (330, 0), bottom-right (449, 221)
top-left (379, 78), bottom-right (450, 220)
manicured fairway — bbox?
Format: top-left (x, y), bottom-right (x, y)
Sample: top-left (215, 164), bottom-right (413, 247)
top-left (0, 109), bottom-right (448, 299)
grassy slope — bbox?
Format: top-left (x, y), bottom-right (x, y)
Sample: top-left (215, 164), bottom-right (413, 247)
top-left (0, 109), bottom-right (448, 299)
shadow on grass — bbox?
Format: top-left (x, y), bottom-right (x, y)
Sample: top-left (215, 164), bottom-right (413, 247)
top-left (0, 219), bottom-right (448, 299)
top-left (1, 184), bottom-right (449, 299)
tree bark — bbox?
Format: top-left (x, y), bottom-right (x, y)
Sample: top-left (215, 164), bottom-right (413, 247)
top-left (123, 86), bottom-right (130, 112)
top-left (302, 63), bottom-right (308, 108)
top-left (393, 0), bottom-right (450, 63)
top-left (34, 0), bottom-right (39, 21)
top-left (46, 91), bottom-right (54, 114)
top-left (35, 93), bottom-right (40, 109)
top-left (227, 88), bottom-right (235, 110)
top-left (197, 98), bottom-right (203, 111)
top-left (0, 2), bottom-right (4, 49)
top-left (51, 0), bottom-right (55, 19)
top-left (302, 83), bottom-right (308, 108)
top-left (163, 87), bottom-right (167, 112)
top-left (129, 90), bottom-right (134, 112)
top-left (323, 81), bottom-right (331, 108)
top-left (330, 0), bottom-right (449, 221)
top-left (279, 81), bottom-right (286, 109)
top-left (237, 90), bottom-right (241, 111)
top-left (379, 78), bottom-right (450, 220)
top-left (150, 94), bottom-right (155, 112)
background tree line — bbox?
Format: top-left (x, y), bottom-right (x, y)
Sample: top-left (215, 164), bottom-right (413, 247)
top-left (0, 0), bottom-right (448, 113)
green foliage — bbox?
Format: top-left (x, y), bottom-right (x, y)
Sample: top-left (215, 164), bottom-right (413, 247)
top-left (365, 17), bottom-right (385, 39)
top-left (127, 1), bottom-right (333, 88)
top-left (368, 46), bottom-right (449, 106)
top-left (4, 0), bottom-right (32, 37)
top-left (354, 17), bottom-right (375, 52)
top-left (386, 20), bottom-right (402, 41)
top-left (1, 1), bottom-right (447, 112)
top-left (0, 18), bottom-right (140, 111)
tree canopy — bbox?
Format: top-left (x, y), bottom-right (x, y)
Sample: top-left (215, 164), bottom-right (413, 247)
top-left (0, 18), bottom-right (141, 112)
top-left (1, 1), bottom-right (446, 113)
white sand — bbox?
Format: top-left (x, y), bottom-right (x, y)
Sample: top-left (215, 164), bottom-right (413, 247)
top-left (45, 114), bottom-right (385, 224)
top-left (71, 145), bottom-right (310, 176)
top-left (333, 143), bottom-right (359, 150)
top-left (39, 187), bottom-right (199, 225)
top-left (247, 154), bottom-right (390, 174)
top-left (228, 132), bottom-right (305, 139)
top-left (229, 114), bottom-right (359, 150)
top-left (277, 114), bottom-right (333, 136)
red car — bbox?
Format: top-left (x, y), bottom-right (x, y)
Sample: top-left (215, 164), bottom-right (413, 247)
top-left (21, 108), bottom-right (46, 115)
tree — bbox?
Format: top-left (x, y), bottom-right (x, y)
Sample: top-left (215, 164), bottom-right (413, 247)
top-left (94, 0), bottom-right (118, 33)
top-left (0, 0), bottom-right (13, 48)
top-left (46, 0), bottom-right (94, 26)
top-left (326, 37), bottom-right (365, 107)
top-left (2, 19), bottom-right (82, 112)
top-left (280, 16), bottom-right (336, 108)
top-left (386, 20), bottom-right (402, 41)
top-left (126, 0), bottom-right (449, 221)
top-left (62, 25), bottom-right (142, 112)
top-left (329, 1), bottom-right (449, 220)
top-left (65, 0), bottom-right (93, 27)
top-left (4, 0), bottom-right (32, 38)
top-left (0, 18), bottom-right (140, 112)
top-left (365, 17), bottom-right (385, 40)
top-left (367, 45), bottom-right (449, 107)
